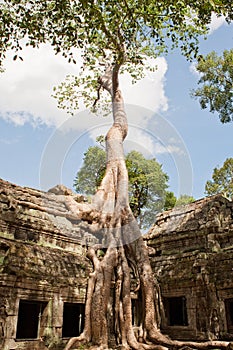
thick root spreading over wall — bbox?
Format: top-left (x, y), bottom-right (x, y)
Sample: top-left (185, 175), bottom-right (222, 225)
top-left (64, 66), bottom-right (233, 350)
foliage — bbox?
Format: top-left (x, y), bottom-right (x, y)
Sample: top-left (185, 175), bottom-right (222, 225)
top-left (163, 192), bottom-right (195, 210)
top-left (74, 146), bottom-right (106, 195)
top-left (192, 49), bottom-right (233, 123)
top-left (164, 191), bottom-right (177, 210)
top-left (74, 146), bottom-right (168, 229)
top-left (1, 1), bottom-right (232, 114)
top-left (126, 150), bottom-right (168, 229)
top-left (205, 157), bottom-right (233, 200)
top-left (43, 334), bottom-right (64, 350)
top-left (0, 254), bottom-right (5, 266)
top-left (175, 194), bottom-right (195, 206)
top-left (0, 231), bottom-right (14, 240)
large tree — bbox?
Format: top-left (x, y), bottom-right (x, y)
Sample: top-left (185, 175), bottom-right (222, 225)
top-left (205, 158), bottom-right (233, 200)
top-left (1, 1), bottom-right (233, 350)
top-left (74, 146), bottom-right (169, 229)
top-left (191, 49), bottom-right (233, 123)
top-left (74, 146), bottom-right (107, 195)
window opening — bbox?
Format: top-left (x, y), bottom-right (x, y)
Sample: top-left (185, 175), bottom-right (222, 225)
top-left (225, 298), bottom-right (233, 332)
top-left (164, 296), bottom-right (188, 326)
top-left (16, 300), bottom-right (47, 339)
top-left (155, 250), bottom-right (162, 257)
top-left (62, 303), bottom-right (85, 338)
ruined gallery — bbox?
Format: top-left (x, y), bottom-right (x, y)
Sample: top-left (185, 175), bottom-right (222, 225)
top-left (1, 178), bottom-right (233, 349)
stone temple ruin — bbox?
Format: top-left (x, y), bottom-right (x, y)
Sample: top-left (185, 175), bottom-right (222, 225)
top-left (1, 178), bottom-right (233, 349)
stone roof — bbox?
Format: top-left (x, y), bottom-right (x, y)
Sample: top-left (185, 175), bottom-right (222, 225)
top-left (0, 178), bottom-right (93, 291)
top-left (146, 194), bottom-right (233, 240)
top-left (144, 194), bottom-right (233, 259)
top-left (0, 178), bottom-right (97, 246)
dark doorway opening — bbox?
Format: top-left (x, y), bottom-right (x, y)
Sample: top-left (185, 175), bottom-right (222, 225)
top-left (16, 300), bottom-right (47, 339)
top-left (164, 296), bottom-right (188, 326)
top-left (132, 298), bottom-right (142, 327)
top-left (225, 298), bottom-right (233, 333)
top-left (62, 303), bottom-right (85, 338)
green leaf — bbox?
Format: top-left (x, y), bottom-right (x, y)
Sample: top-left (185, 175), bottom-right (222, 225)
top-left (74, 147), bottom-right (169, 229)
top-left (192, 49), bottom-right (233, 123)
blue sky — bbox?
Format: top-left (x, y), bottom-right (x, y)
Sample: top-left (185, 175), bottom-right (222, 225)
top-left (0, 15), bottom-right (233, 200)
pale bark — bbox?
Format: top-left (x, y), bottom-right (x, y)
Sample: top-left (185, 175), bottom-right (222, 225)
top-left (64, 65), bottom-right (233, 350)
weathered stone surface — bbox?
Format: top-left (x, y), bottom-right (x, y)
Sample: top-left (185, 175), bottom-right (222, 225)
top-left (48, 184), bottom-right (86, 203)
top-left (145, 195), bottom-right (233, 341)
top-left (0, 178), bottom-right (98, 247)
top-left (0, 178), bottom-right (92, 350)
top-left (1, 178), bottom-right (233, 348)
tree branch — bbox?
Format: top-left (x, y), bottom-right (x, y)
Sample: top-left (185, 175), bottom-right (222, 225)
top-left (93, 81), bottom-right (102, 107)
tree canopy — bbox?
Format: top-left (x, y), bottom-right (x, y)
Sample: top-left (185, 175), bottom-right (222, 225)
top-left (205, 158), bottom-right (233, 200)
top-left (74, 146), bottom-right (169, 229)
top-left (126, 151), bottom-right (168, 229)
top-left (1, 1), bottom-right (233, 112)
top-left (175, 194), bottom-right (195, 206)
top-left (2, 0), bottom-right (230, 64)
top-left (164, 190), bottom-right (177, 211)
top-left (74, 146), bottom-right (106, 195)
top-left (192, 49), bottom-right (233, 123)
top-left (74, 146), bottom-right (196, 227)
top-left (164, 192), bottom-right (196, 210)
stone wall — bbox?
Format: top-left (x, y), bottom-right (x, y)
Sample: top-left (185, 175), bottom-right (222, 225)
top-left (0, 179), bottom-right (92, 350)
top-left (145, 195), bottom-right (233, 341)
top-left (1, 178), bottom-right (233, 348)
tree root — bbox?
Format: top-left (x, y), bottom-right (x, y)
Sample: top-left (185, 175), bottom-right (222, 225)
top-left (63, 66), bottom-right (233, 350)
top-left (64, 332), bottom-right (233, 350)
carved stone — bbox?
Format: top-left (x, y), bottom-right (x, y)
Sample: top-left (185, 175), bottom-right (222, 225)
top-left (1, 178), bottom-right (233, 349)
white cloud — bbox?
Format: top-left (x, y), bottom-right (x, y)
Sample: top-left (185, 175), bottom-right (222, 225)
top-left (125, 128), bottom-right (156, 157)
top-left (154, 143), bottom-right (185, 156)
top-left (0, 136), bottom-right (19, 145)
top-left (208, 13), bottom-right (226, 34)
top-left (189, 61), bottom-right (201, 78)
top-left (0, 46), bottom-right (168, 130)
top-left (189, 14), bottom-right (226, 78)
top-left (121, 57), bottom-right (168, 113)
top-left (0, 46), bottom-right (172, 162)
top-left (89, 124), bottom-right (185, 159)
top-left (0, 44), bottom-right (80, 127)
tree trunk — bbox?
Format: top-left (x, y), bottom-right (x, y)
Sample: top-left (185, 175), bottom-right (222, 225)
top-left (64, 66), bottom-right (233, 350)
